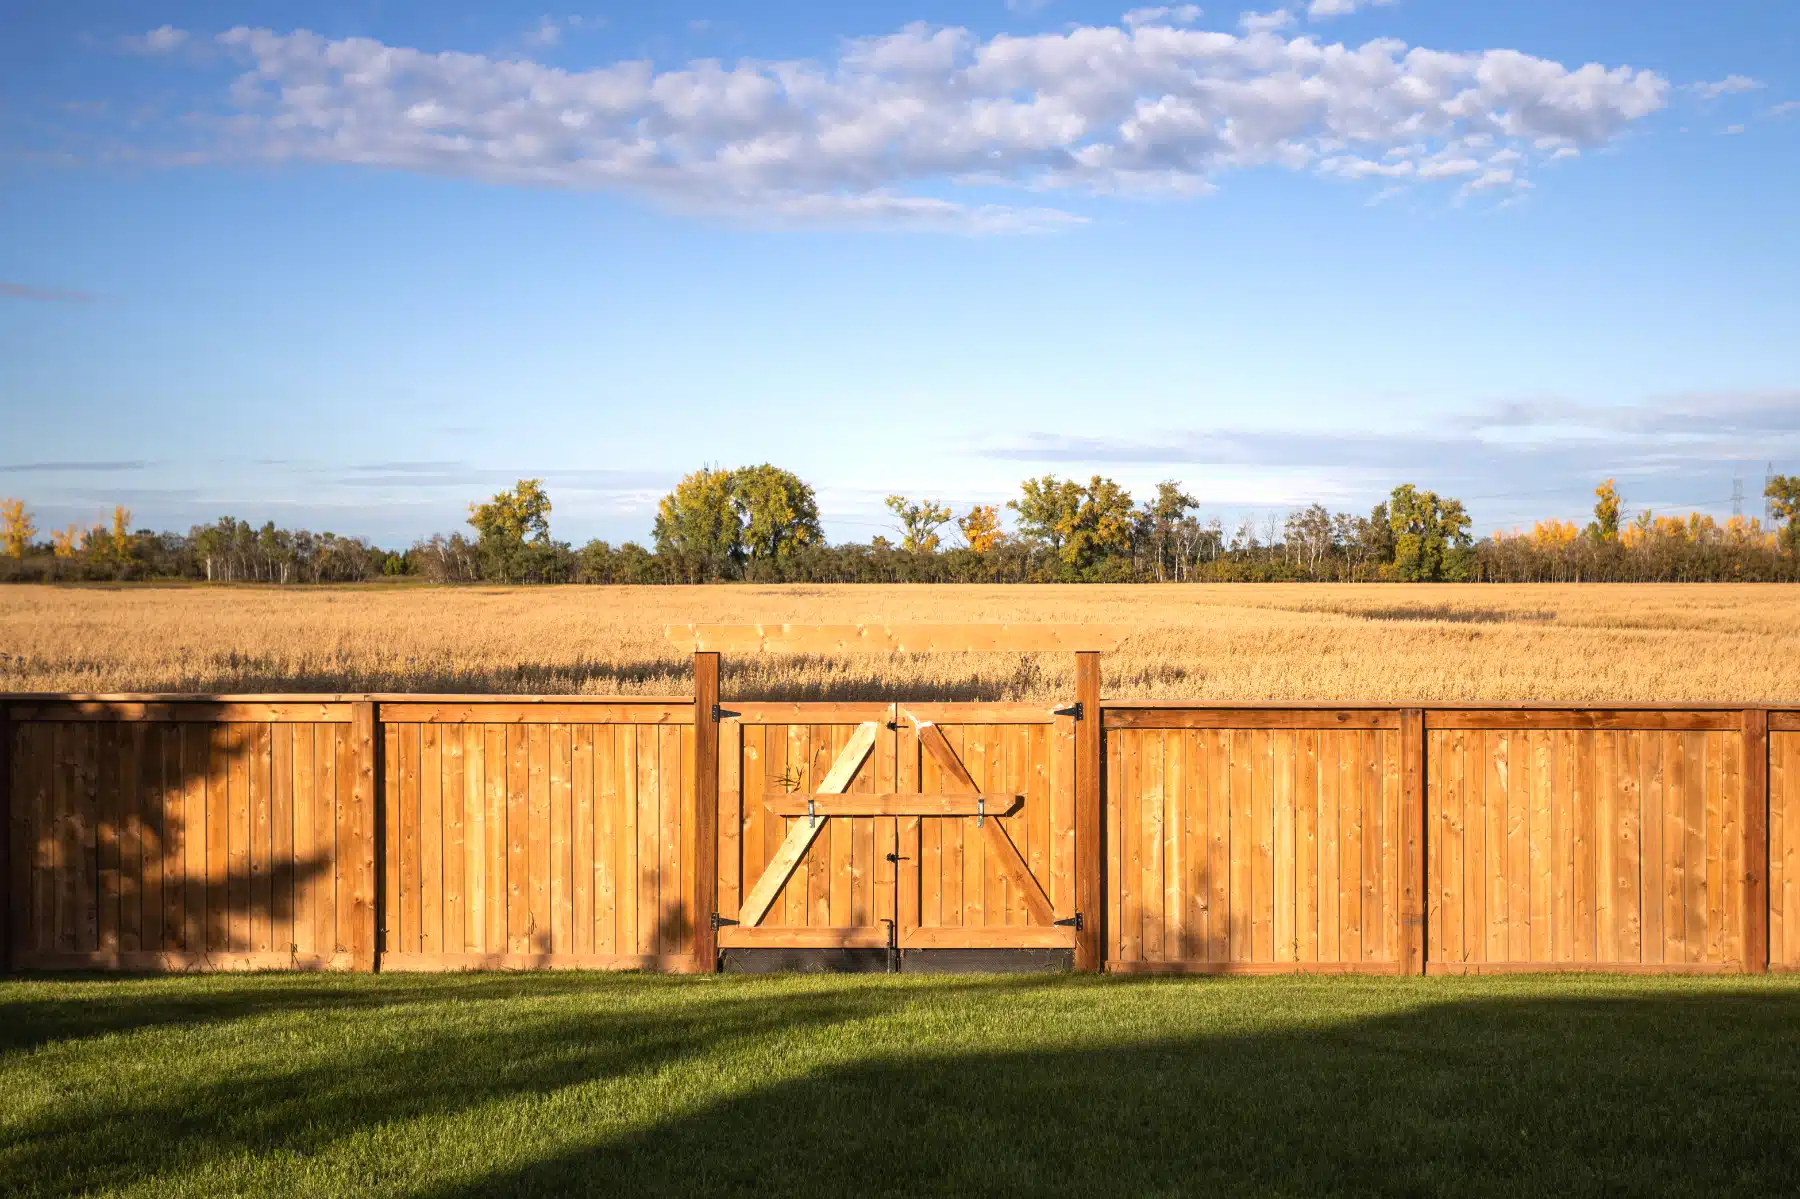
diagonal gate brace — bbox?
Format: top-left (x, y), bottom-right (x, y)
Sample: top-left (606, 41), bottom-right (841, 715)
top-left (901, 708), bottom-right (1058, 928)
top-left (737, 720), bottom-right (881, 927)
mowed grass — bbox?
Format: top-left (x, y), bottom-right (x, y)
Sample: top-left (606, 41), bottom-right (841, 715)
top-left (3, 972), bottom-right (1799, 1197)
top-left (3, 581), bottom-right (1798, 702)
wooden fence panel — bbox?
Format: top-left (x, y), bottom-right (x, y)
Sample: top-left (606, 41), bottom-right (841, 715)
top-left (1106, 722), bottom-right (1403, 973)
top-left (1426, 724), bottom-right (1745, 973)
top-left (380, 714), bottom-right (696, 971)
top-left (6, 714), bottom-right (356, 970)
top-left (1774, 730), bottom-right (1799, 971)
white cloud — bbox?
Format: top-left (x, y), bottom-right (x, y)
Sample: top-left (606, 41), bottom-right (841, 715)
top-left (1307, 0), bottom-right (1397, 18)
top-left (1005, 0), bottom-right (1054, 13)
top-left (1690, 75), bottom-right (1762, 100)
top-left (124, 25), bottom-right (188, 53)
top-left (1769, 100), bottom-right (1800, 117)
top-left (130, 20), bottom-right (1669, 231)
top-left (1237, 9), bottom-right (1294, 33)
top-left (1722, 124), bottom-right (1746, 135)
top-left (522, 17), bottom-right (562, 48)
top-left (1122, 5), bottom-right (1204, 28)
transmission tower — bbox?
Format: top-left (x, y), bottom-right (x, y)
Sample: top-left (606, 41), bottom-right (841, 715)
top-left (1732, 474), bottom-right (1744, 519)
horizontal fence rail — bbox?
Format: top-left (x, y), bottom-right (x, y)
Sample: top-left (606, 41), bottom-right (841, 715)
top-left (1, 694), bottom-right (1791, 975)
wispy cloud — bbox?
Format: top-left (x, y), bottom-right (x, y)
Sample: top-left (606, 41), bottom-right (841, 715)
top-left (1, 282), bottom-right (95, 303)
top-left (981, 392), bottom-right (1800, 519)
top-left (1690, 75), bottom-right (1763, 101)
top-left (0, 460), bottom-right (147, 472)
top-left (1122, 5), bottom-right (1204, 28)
top-left (1307, 0), bottom-right (1397, 18)
top-left (121, 25), bottom-right (187, 54)
top-left (112, 18), bottom-right (1667, 232)
top-left (1237, 8), bottom-right (1294, 33)
top-left (520, 16), bottom-right (562, 48)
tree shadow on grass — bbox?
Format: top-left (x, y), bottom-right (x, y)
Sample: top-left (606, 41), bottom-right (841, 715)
top-left (0, 974), bottom-right (1048, 1196)
top-left (430, 983), bottom-right (1800, 1198)
top-left (5, 977), bottom-right (1800, 1197)
top-left (0, 973), bottom-right (614, 1056)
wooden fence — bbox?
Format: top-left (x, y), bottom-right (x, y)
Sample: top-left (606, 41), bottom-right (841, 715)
top-left (2, 693), bottom-right (1793, 975)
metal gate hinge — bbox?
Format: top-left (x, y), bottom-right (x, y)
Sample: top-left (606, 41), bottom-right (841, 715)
top-left (711, 704), bottom-right (740, 721)
top-left (1054, 912), bottom-right (1084, 932)
top-left (710, 913), bottom-right (738, 931)
top-left (1053, 702), bottom-right (1084, 720)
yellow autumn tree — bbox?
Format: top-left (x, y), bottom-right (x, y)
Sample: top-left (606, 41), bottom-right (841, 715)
top-left (957, 504), bottom-right (1004, 554)
top-left (1, 498), bottom-right (35, 559)
top-left (50, 523), bottom-right (85, 558)
top-left (1589, 479), bottom-right (1621, 543)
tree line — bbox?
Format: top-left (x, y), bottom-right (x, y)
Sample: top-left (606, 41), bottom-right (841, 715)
top-left (4, 469), bottom-right (1797, 585)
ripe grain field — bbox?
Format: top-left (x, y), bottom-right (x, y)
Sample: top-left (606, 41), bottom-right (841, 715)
top-left (0, 583), bottom-right (1794, 703)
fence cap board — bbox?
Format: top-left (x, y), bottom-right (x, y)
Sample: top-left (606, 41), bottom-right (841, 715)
top-left (665, 623), bottom-right (1130, 654)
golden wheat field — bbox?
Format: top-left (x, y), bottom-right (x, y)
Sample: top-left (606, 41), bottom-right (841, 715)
top-left (0, 582), bottom-right (1795, 704)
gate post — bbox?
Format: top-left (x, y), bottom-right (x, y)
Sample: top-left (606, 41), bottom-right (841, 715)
top-left (692, 653), bottom-right (721, 972)
top-left (1074, 652), bottom-right (1104, 972)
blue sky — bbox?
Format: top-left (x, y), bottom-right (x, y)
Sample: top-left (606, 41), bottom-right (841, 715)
top-left (2, 1), bottom-right (1797, 548)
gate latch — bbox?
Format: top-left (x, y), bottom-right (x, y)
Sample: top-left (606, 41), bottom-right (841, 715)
top-left (1053, 702), bottom-right (1084, 720)
top-left (807, 797), bottom-right (818, 828)
top-left (976, 796), bottom-right (985, 827)
top-left (1054, 912), bottom-right (1084, 932)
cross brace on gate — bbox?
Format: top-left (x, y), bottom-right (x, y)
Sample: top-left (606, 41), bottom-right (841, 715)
top-left (733, 708), bottom-right (1055, 929)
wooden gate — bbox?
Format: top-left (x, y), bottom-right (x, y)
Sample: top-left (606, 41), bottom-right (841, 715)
top-left (712, 702), bottom-right (1080, 956)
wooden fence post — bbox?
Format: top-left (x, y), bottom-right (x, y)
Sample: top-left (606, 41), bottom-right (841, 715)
top-left (353, 701), bottom-right (379, 973)
top-left (0, 706), bottom-right (10, 974)
top-left (692, 653), bottom-right (721, 973)
top-left (1744, 707), bottom-right (1769, 975)
top-left (1400, 708), bottom-right (1426, 975)
top-left (1074, 652), bottom-right (1103, 973)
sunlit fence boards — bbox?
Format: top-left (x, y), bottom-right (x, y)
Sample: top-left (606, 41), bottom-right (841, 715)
top-left (376, 701), bottom-right (697, 971)
top-left (1773, 716), bottom-right (1800, 971)
top-left (1424, 714), bottom-right (1749, 973)
top-left (1101, 712), bottom-right (1408, 973)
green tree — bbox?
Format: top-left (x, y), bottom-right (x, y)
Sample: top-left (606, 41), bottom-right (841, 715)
top-left (1008, 475), bottom-right (1085, 558)
top-left (731, 465), bottom-right (823, 572)
top-left (1064, 476), bottom-right (1136, 572)
top-left (1588, 478), bottom-right (1622, 543)
top-left (467, 479), bottom-right (555, 583)
top-left (1387, 484), bottom-right (1474, 581)
top-left (1009, 474), bottom-right (1135, 573)
top-left (1139, 481), bottom-right (1198, 581)
top-left (1768, 474), bottom-right (1800, 553)
top-left (885, 495), bottom-right (953, 553)
top-left (653, 468), bottom-right (743, 582)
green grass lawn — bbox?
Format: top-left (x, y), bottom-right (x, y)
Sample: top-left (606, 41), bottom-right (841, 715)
top-left (4, 971), bottom-right (1799, 1197)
